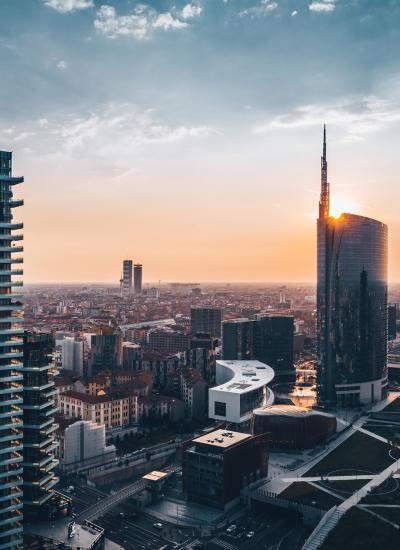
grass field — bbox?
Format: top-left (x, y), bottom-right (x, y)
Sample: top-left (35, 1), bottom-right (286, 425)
top-left (280, 481), bottom-right (341, 510)
top-left (321, 507), bottom-right (400, 550)
top-left (315, 479), bottom-right (368, 496)
top-left (304, 431), bottom-right (394, 477)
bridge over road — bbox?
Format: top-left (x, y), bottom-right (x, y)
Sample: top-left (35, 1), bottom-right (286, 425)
top-left (76, 465), bottom-right (181, 522)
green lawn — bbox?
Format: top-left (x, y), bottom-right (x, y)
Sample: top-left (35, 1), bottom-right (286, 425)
top-left (280, 481), bottom-right (341, 510)
top-left (315, 479), bottom-right (368, 496)
top-left (304, 431), bottom-right (394, 477)
top-left (321, 507), bottom-right (400, 550)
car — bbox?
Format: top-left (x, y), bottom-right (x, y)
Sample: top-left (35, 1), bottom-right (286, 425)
top-left (246, 531), bottom-right (255, 539)
top-left (153, 523), bottom-right (163, 529)
top-left (226, 525), bottom-right (237, 534)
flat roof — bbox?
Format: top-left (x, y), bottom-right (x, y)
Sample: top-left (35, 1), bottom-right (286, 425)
top-left (192, 429), bottom-right (251, 448)
top-left (212, 360), bottom-right (275, 394)
top-left (142, 470), bottom-right (168, 481)
top-left (25, 517), bottom-right (103, 548)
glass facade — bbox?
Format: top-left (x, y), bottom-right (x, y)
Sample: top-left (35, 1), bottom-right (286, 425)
top-left (222, 316), bottom-right (295, 379)
top-left (317, 213), bottom-right (388, 407)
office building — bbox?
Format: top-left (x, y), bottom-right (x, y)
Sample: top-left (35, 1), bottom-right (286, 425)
top-left (88, 327), bottom-right (123, 375)
top-left (23, 332), bottom-right (59, 518)
top-left (209, 360), bottom-right (275, 425)
top-left (317, 127), bottom-right (388, 407)
top-left (61, 420), bottom-right (116, 473)
top-left (61, 337), bottom-right (84, 376)
top-left (222, 316), bottom-right (295, 379)
top-left (252, 405), bottom-right (336, 450)
top-left (122, 342), bottom-right (142, 370)
top-left (0, 151), bottom-right (24, 548)
top-left (183, 429), bottom-right (269, 509)
top-left (122, 259), bottom-right (133, 297)
top-left (388, 304), bottom-right (397, 341)
top-left (134, 263), bottom-right (142, 295)
top-left (190, 307), bottom-right (222, 338)
top-left (147, 327), bottom-right (190, 354)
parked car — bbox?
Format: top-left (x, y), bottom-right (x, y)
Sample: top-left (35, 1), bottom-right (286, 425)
top-left (153, 523), bottom-right (163, 529)
top-left (226, 525), bottom-right (237, 534)
top-left (247, 531), bottom-right (255, 539)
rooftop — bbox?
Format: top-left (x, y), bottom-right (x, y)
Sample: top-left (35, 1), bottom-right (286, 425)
top-left (192, 429), bottom-right (251, 448)
top-left (253, 404), bottom-right (336, 418)
top-left (142, 470), bottom-right (168, 481)
top-left (212, 359), bottom-right (275, 394)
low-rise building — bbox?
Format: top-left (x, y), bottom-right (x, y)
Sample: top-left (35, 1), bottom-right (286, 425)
top-left (59, 387), bottom-right (139, 430)
top-left (208, 360), bottom-right (275, 426)
top-left (183, 429), bottom-right (268, 509)
top-left (61, 420), bottom-right (116, 473)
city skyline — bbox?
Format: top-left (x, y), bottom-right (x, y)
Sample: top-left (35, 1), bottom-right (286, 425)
top-left (2, 1), bottom-right (400, 283)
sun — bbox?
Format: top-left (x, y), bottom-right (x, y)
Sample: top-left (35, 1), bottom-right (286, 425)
top-left (330, 195), bottom-right (361, 218)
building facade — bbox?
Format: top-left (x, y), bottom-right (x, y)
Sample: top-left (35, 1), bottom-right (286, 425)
top-left (183, 429), bottom-right (268, 509)
top-left (222, 316), bottom-right (295, 379)
top-left (252, 405), bottom-right (336, 450)
top-left (134, 264), bottom-right (142, 295)
top-left (209, 360), bottom-right (275, 425)
top-left (23, 332), bottom-right (59, 517)
top-left (190, 307), bottom-right (222, 338)
top-left (388, 304), bottom-right (397, 341)
top-left (61, 420), bottom-right (116, 473)
top-left (122, 259), bottom-right (133, 297)
top-left (0, 151), bottom-right (24, 548)
top-left (317, 128), bottom-right (388, 407)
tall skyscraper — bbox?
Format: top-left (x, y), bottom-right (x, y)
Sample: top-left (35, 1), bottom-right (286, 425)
top-left (190, 307), bottom-right (222, 338)
top-left (0, 151), bottom-right (24, 548)
top-left (23, 332), bottom-right (58, 519)
top-left (122, 259), bottom-right (133, 297)
top-left (134, 263), bottom-right (142, 295)
top-left (222, 316), bottom-right (294, 379)
top-left (316, 129), bottom-right (388, 407)
top-left (388, 304), bottom-right (397, 341)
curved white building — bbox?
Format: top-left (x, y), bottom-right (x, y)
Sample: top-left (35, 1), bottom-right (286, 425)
top-left (209, 360), bottom-right (275, 424)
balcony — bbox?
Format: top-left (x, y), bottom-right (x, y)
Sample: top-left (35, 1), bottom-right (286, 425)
top-left (9, 200), bottom-right (23, 208)
top-left (0, 282), bottom-right (23, 288)
top-left (0, 224), bottom-right (23, 230)
top-left (0, 236), bottom-right (23, 242)
top-left (0, 175), bottom-right (24, 185)
top-left (0, 247), bottom-right (22, 253)
top-left (0, 330), bottom-right (23, 336)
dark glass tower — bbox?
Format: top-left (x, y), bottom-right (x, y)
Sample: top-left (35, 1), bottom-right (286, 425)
top-left (22, 332), bottom-right (58, 519)
top-left (134, 263), bottom-right (142, 295)
top-left (0, 151), bottom-right (24, 548)
top-left (316, 130), bottom-right (388, 407)
top-left (222, 316), bottom-right (294, 379)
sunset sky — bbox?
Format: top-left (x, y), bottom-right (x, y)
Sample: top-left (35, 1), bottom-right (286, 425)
top-left (1, 0), bottom-right (400, 283)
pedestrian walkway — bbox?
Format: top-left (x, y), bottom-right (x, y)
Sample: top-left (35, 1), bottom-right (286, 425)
top-left (282, 474), bottom-right (374, 483)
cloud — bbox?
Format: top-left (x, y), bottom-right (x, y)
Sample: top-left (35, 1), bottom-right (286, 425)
top-left (43, 0), bottom-right (93, 13)
top-left (238, 1), bottom-right (278, 18)
top-left (255, 95), bottom-right (400, 140)
top-left (309, 1), bottom-right (336, 13)
top-left (0, 102), bottom-right (214, 160)
top-left (181, 3), bottom-right (203, 20)
top-left (94, 4), bottom-right (199, 39)
top-left (57, 60), bottom-right (67, 70)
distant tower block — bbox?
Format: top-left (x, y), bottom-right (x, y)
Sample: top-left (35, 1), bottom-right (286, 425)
top-left (122, 260), bottom-right (133, 297)
top-left (134, 263), bottom-right (142, 295)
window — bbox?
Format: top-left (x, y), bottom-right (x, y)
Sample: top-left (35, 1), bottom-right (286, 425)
top-left (214, 401), bottom-right (226, 416)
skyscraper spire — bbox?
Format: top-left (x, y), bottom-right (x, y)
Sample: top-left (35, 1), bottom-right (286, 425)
top-left (319, 124), bottom-right (329, 218)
